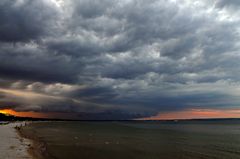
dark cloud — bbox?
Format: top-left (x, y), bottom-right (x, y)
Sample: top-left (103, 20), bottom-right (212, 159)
top-left (0, 0), bottom-right (240, 119)
top-left (70, 86), bottom-right (118, 102)
top-left (76, 110), bottom-right (153, 120)
top-left (0, 43), bottom-right (80, 83)
top-left (72, 0), bottom-right (115, 19)
top-left (0, 0), bottom-right (59, 42)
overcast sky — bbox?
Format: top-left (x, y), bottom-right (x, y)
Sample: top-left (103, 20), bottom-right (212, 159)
top-left (0, 0), bottom-right (240, 119)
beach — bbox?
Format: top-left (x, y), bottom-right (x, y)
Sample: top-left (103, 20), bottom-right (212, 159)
top-left (0, 122), bottom-right (32, 159)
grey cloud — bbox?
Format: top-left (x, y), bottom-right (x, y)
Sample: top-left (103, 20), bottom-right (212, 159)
top-left (0, 0), bottom-right (59, 42)
top-left (0, 43), bottom-right (80, 83)
top-left (215, 0), bottom-right (240, 8)
top-left (46, 36), bottom-right (104, 57)
top-left (71, 0), bottom-right (115, 19)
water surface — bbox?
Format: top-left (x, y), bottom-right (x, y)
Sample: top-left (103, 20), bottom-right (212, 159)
top-left (22, 121), bottom-right (240, 159)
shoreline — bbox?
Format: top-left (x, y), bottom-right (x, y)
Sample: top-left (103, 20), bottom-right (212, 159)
top-left (17, 122), bottom-right (53, 159)
top-left (0, 122), bottom-right (33, 159)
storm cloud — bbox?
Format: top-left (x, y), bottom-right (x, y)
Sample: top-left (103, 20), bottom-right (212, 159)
top-left (0, 0), bottom-right (240, 119)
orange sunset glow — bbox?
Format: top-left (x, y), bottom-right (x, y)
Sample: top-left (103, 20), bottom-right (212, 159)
top-left (0, 108), bottom-right (79, 119)
top-left (0, 109), bottom-right (16, 115)
top-left (141, 109), bottom-right (240, 120)
top-left (0, 109), bottom-right (48, 118)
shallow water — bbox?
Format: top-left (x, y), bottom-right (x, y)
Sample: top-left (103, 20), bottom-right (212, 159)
top-left (22, 121), bottom-right (240, 159)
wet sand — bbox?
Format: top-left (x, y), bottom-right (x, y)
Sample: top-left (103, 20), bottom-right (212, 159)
top-left (18, 122), bottom-right (53, 159)
top-left (0, 122), bottom-right (32, 159)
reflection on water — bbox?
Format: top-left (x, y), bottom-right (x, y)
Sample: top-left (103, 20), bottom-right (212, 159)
top-left (22, 121), bottom-right (240, 159)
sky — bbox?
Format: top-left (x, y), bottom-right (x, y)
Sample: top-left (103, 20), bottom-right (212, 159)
top-left (0, 0), bottom-right (240, 120)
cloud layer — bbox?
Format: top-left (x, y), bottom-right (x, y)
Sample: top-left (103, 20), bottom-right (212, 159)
top-left (0, 0), bottom-right (240, 119)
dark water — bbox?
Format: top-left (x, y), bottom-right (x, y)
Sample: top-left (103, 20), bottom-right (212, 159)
top-left (22, 121), bottom-right (240, 159)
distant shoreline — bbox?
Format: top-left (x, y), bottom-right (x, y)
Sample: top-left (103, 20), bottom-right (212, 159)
top-left (1, 112), bottom-right (240, 122)
top-left (0, 121), bottom-right (9, 125)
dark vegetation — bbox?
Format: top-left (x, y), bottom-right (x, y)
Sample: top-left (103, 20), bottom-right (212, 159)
top-left (0, 113), bottom-right (63, 121)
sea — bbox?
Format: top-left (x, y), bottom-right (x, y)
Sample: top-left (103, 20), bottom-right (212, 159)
top-left (20, 120), bottom-right (240, 159)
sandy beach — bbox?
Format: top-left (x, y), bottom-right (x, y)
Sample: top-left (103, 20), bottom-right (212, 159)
top-left (0, 122), bottom-right (32, 159)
